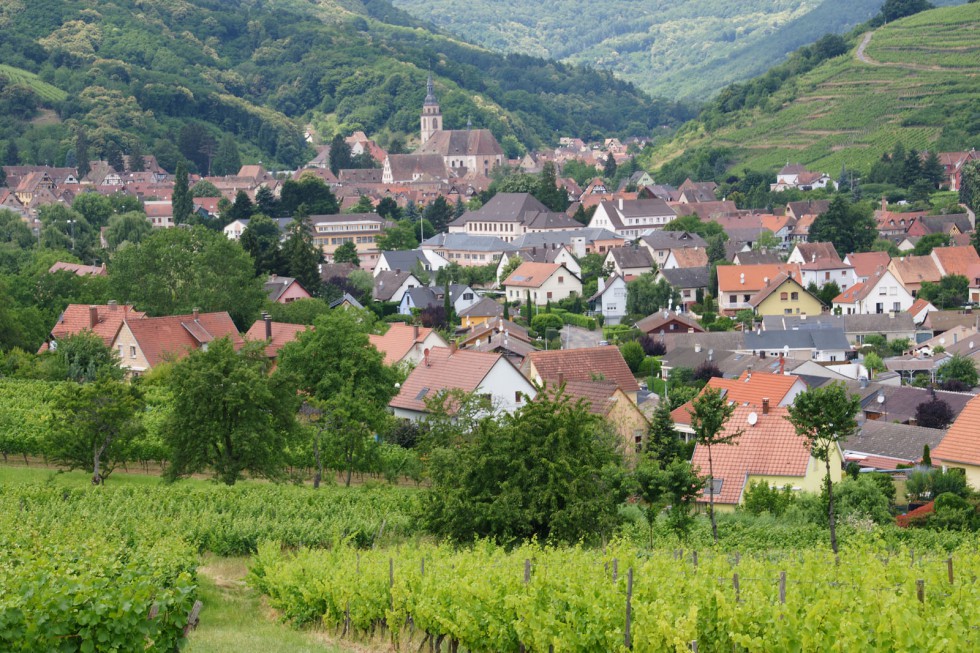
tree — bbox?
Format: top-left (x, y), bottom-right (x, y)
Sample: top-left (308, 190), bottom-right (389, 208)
top-left (922, 151), bottom-right (945, 188)
top-left (961, 161), bottom-right (980, 215)
top-left (916, 397), bottom-right (955, 429)
top-left (425, 388), bottom-right (626, 544)
top-left (105, 211), bottom-right (152, 251)
top-left (754, 229), bottom-right (780, 251)
top-left (304, 389), bottom-right (381, 487)
top-left (328, 133), bottom-right (353, 176)
top-left (172, 161), bottom-right (193, 224)
top-left (603, 154), bottom-right (617, 180)
top-left (239, 213), bottom-right (283, 275)
top-left (39, 205), bottom-right (95, 259)
top-left (213, 134), bottom-right (242, 176)
top-left (536, 162), bottom-right (569, 212)
top-left (191, 180), bottom-right (222, 198)
top-left (786, 382), bottom-right (860, 553)
top-left (918, 274), bottom-right (968, 310)
top-left (280, 174), bottom-right (339, 216)
top-left (110, 226), bottom-right (266, 328)
top-left (499, 255), bottom-right (524, 283)
top-left (164, 338), bottom-right (299, 484)
top-left (47, 377), bottom-right (143, 485)
top-left (128, 140), bottom-right (146, 172)
top-left (876, 0), bottom-right (935, 25)
top-left (690, 387), bottom-right (741, 543)
top-left (105, 140), bottom-right (124, 173)
top-left (347, 195), bottom-right (375, 214)
top-left (333, 241), bottom-right (360, 266)
top-left (275, 309), bottom-right (400, 431)
top-left (255, 186), bottom-right (279, 217)
top-left (75, 126), bottom-right (91, 178)
top-left (376, 197), bottom-right (402, 221)
top-left (423, 196), bottom-right (453, 233)
top-left (936, 354), bottom-right (978, 390)
top-left (635, 457), bottom-right (704, 537)
top-left (627, 274), bottom-right (679, 316)
top-left (280, 218), bottom-right (323, 294)
top-left (809, 195), bottom-right (877, 254)
top-left (646, 402), bottom-right (680, 463)
top-left (912, 233), bottom-right (950, 256)
top-left (375, 219), bottom-right (419, 251)
top-left (863, 352), bottom-right (885, 378)
top-left (57, 331), bottom-right (124, 383)
top-left (226, 190), bottom-right (255, 224)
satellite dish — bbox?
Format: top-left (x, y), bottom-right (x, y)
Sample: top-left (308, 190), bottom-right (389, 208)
top-left (877, 392), bottom-right (885, 404)
top-left (940, 338), bottom-right (946, 346)
top-left (747, 412), bottom-right (759, 426)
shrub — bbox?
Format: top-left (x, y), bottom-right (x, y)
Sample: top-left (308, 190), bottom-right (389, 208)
top-left (620, 341), bottom-right (645, 373)
top-left (638, 334), bottom-right (666, 356)
top-left (742, 481), bottom-right (796, 517)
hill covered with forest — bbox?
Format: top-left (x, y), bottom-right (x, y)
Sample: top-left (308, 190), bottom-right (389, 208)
top-left (0, 0), bottom-right (683, 174)
top-left (643, 2), bottom-right (980, 182)
top-left (392, 0), bottom-right (966, 101)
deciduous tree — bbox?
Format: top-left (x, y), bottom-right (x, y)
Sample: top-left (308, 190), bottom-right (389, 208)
top-left (690, 387), bottom-right (741, 542)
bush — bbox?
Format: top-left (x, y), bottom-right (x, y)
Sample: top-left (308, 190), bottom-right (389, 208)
top-left (620, 341), bottom-right (645, 373)
top-left (742, 481), bottom-right (796, 517)
top-left (638, 334), bottom-right (666, 356)
top-left (531, 313), bottom-right (564, 334)
top-left (835, 476), bottom-right (892, 524)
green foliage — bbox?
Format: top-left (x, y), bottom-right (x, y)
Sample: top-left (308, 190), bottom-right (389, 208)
top-left (105, 211), bottom-right (152, 251)
top-left (109, 225), bottom-right (266, 329)
top-left (619, 340), bottom-right (645, 373)
top-left (912, 231), bottom-right (951, 256)
top-left (918, 274), bottom-right (968, 309)
top-left (263, 297), bottom-right (332, 325)
top-left (57, 330), bottom-right (123, 383)
top-left (635, 457), bottom-right (704, 536)
top-left (662, 213), bottom-right (728, 240)
top-left (425, 389), bottom-right (627, 545)
top-left (936, 353), bottom-right (979, 390)
top-left (240, 213), bottom-right (284, 275)
top-left (333, 241), bottom-right (360, 266)
top-left (645, 402), bottom-right (680, 464)
top-left (164, 339), bottom-right (300, 485)
top-left (530, 312), bottom-right (563, 334)
top-left (863, 351), bottom-right (885, 377)
top-left (809, 195), bottom-right (877, 255)
top-left (280, 174), bottom-right (339, 217)
top-left (172, 161), bottom-right (192, 224)
top-left (834, 476), bottom-right (893, 524)
top-left (627, 273), bottom-right (680, 317)
top-left (742, 481), bottom-right (797, 517)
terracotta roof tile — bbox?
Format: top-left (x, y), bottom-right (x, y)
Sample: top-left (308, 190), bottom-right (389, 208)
top-left (669, 247), bottom-right (709, 269)
top-left (846, 251), bottom-right (890, 279)
top-left (672, 372), bottom-right (801, 426)
top-left (48, 261), bottom-right (107, 276)
top-left (526, 346), bottom-right (639, 393)
top-left (244, 320), bottom-right (312, 358)
top-left (49, 304), bottom-right (144, 348)
top-left (793, 242), bottom-right (841, 263)
top-left (544, 380), bottom-right (621, 415)
top-left (126, 312), bottom-right (242, 368)
top-left (691, 405), bottom-right (812, 505)
top-left (717, 264), bottom-right (800, 294)
top-left (889, 256), bottom-right (941, 285)
top-left (931, 246), bottom-right (980, 278)
top-left (503, 261), bottom-right (565, 288)
top-left (368, 323), bottom-right (434, 366)
top-left (932, 393), bottom-right (980, 467)
top-left (389, 347), bottom-right (502, 412)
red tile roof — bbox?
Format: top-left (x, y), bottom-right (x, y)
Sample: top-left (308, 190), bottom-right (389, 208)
top-left (671, 372), bottom-right (801, 426)
top-left (545, 380), bottom-right (620, 416)
top-left (690, 405), bottom-right (811, 505)
top-left (503, 261), bottom-right (565, 288)
top-left (846, 251), bottom-right (891, 279)
top-left (389, 347), bottom-right (503, 412)
top-left (244, 320), bottom-right (311, 358)
top-left (126, 311), bottom-right (242, 367)
top-left (48, 261), bottom-right (107, 276)
top-left (48, 304), bottom-right (144, 349)
top-left (889, 256), bottom-right (941, 286)
top-left (932, 393), bottom-right (980, 467)
top-left (716, 264), bottom-right (800, 294)
top-left (931, 246), bottom-right (980, 278)
top-left (526, 346), bottom-right (639, 393)
top-left (368, 323), bottom-right (435, 366)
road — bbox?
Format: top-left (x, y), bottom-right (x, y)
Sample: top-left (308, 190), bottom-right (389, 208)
top-left (561, 325), bottom-right (603, 349)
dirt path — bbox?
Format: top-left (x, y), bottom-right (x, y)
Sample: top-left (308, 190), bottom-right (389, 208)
top-left (855, 31), bottom-right (948, 72)
top-left (855, 32), bottom-right (878, 65)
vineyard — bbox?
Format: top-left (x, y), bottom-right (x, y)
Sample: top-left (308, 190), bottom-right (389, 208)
top-left (0, 63), bottom-right (68, 103)
top-left (251, 541), bottom-right (980, 652)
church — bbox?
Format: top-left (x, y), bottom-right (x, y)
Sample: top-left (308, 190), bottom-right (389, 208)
top-left (381, 76), bottom-right (505, 184)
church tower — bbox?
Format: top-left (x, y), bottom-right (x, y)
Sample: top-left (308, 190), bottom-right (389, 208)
top-left (420, 74), bottom-right (442, 145)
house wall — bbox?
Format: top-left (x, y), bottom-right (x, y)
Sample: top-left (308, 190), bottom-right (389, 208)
top-left (719, 286), bottom-right (763, 314)
top-left (276, 283), bottom-right (312, 304)
top-left (800, 268), bottom-right (857, 290)
top-left (462, 313), bottom-right (495, 329)
top-left (505, 270), bottom-right (582, 306)
top-left (112, 322), bottom-right (151, 373)
top-left (604, 392), bottom-right (649, 466)
top-left (476, 358), bottom-right (538, 414)
top-left (400, 331), bottom-right (449, 367)
top-left (598, 278), bottom-right (628, 325)
top-left (429, 248), bottom-right (504, 266)
top-left (452, 290), bottom-right (481, 314)
top-left (754, 283), bottom-right (823, 317)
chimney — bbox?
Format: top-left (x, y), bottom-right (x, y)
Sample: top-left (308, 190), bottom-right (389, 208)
top-left (413, 324), bottom-right (420, 340)
top-left (107, 300), bottom-right (118, 311)
top-left (597, 277), bottom-right (606, 293)
top-left (449, 341), bottom-right (458, 355)
top-left (89, 305), bottom-right (99, 328)
top-left (558, 371), bottom-right (565, 386)
top-left (811, 253), bottom-right (816, 263)
top-left (779, 356), bottom-right (786, 375)
top-left (618, 198), bottom-right (623, 210)
top-left (740, 273), bottom-right (745, 285)
top-left (263, 312), bottom-right (272, 340)
top-left (423, 347), bottom-right (431, 366)
top-left (193, 307), bottom-right (200, 320)
top-left (762, 398), bottom-right (770, 415)
top-left (881, 196), bottom-right (887, 212)
top-left (694, 343), bottom-right (702, 353)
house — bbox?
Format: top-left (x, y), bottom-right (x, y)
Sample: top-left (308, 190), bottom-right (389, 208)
top-left (48, 261), bottom-right (107, 276)
top-left (635, 310), bottom-right (705, 336)
top-left (787, 242), bottom-right (841, 265)
top-left (544, 380), bottom-right (649, 463)
top-left (741, 327), bottom-right (851, 362)
top-left (832, 268), bottom-right (914, 315)
top-left (845, 251), bottom-right (891, 284)
top-left (639, 231), bottom-right (707, 268)
top-left (40, 303), bottom-right (144, 353)
top-left (603, 246), bottom-right (655, 278)
top-left (688, 405), bottom-right (842, 511)
top-left (244, 316), bottom-right (312, 360)
top-left (224, 219), bottom-right (250, 240)
top-left (771, 164), bottom-right (834, 192)
top-left (399, 284), bottom-right (480, 316)
top-left (655, 267), bottom-right (710, 309)
top-left (930, 245), bottom-right (980, 278)
top-left (264, 275), bottom-right (312, 304)
top-left (672, 372), bottom-right (808, 435)
top-left (758, 214), bottom-right (795, 247)
top-left (933, 150), bottom-right (979, 191)
top-left (522, 346), bottom-right (640, 403)
top-left (888, 256), bottom-right (941, 296)
top-left (921, 310), bottom-right (979, 336)
top-left (716, 264), bottom-right (801, 315)
top-left (374, 250), bottom-right (446, 277)
top-left (495, 244), bottom-right (581, 285)
top-left (859, 385), bottom-right (973, 426)
top-left (748, 272), bottom-right (823, 317)
top-left (510, 227), bottom-right (624, 257)
top-left (909, 297), bottom-right (937, 325)
top-left (662, 247), bottom-right (709, 270)
top-left (503, 262), bottom-right (582, 306)
top-left (112, 310), bottom-right (243, 374)
top-left (329, 293), bottom-right (364, 310)
top-left (458, 296), bottom-right (504, 328)
top-left (368, 322), bottom-right (448, 367)
top-left (587, 197), bottom-right (677, 238)
top-left (459, 318), bottom-right (532, 349)
top-left (310, 213), bottom-right (391, 270)
top-left (762, 313), bottom-right (917, 347)
top-left (421, 233), bottom-right (517, 267)
top-left (471, 330), bottom-right (539, 364)
top-left (144, 201), bottom-right (174, 228)
top-left (676, 178), bottom-right (719, 203)
top-left (932, 394), bottom-right (980, 489)
top-left (389, 345), bottom-right (535, 421)
top-left (588, 274), bottom-right (628, 326)
top-left (447, 193), bottom-right (580, 241)
top-left (373, 271), bottom-right (422, 304)
top-left (799, 258), bottom-right (857, 291)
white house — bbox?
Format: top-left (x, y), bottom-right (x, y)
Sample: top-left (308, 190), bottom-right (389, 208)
top-left (800, 258), bottom-right (857, 291)
top-left (503, 261), bottom-right (582, 306)
top-left (588, 275), bottom-right (628, 325)
top-left (496, 246), bottom-right (581, 285)
top-left (389, 346), bottom-right (537, 421)
top-left (374, 249), bottom-right (448, 277)
top-left (603, 246), bottom-right (655, 278)
top-left (587, 198), bottom-right (677, 239)
top-left (399, 284), bottom-right (480, 316)
top-left (832, 269), bottom-right (914, 315)
top-left (224, 218), bottom-right (250, 240)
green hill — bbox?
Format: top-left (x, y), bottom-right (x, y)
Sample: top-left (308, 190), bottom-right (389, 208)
top-left (0, 0), bottom-right (681, 173)
top-left (391, 0), bottom-right (965, 101)
top-left (646, 3), bottom-right (980, 179)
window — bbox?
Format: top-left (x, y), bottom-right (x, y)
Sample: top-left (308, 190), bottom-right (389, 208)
top-left (780, 292), bottom-right (789, 301)
top-left (129, 346), bottom-right (136, 358)
top-left (743, 294), bottom-right (751, 302)
top-left (558, 276), bottom-right (564, 283)
top-left (547, 291), bottom-right (553, 299)
top-left (729, 295), bottom-right (737, 303)
top-left (463, 293), bottom-right (474, 300)
top-left (784, 309), bottom-right (793, 315)
top-left (515, 391), bottom-right (523, 403)
top-left (706, 478), bottom-right (724, 496)
top-left (791, 292), bottom-right (799, 300)
top-left (825, 272), bottom-right (830, 281)
top-left (118, 345), bottom-right (124, 358)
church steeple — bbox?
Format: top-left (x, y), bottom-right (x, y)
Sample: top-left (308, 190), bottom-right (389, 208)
top-left (420, 74), bottom-right (442, 145)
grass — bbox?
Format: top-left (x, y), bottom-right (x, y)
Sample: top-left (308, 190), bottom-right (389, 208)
top-left (0, 464), bottom-right (175, 488)
top-left (185, 557), bottom-right (356, 653)
top-left (0, 63), bottom-right (68, 102)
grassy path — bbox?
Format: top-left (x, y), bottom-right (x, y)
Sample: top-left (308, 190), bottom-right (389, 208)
top-left (185, 557), bottom-right (359, 653)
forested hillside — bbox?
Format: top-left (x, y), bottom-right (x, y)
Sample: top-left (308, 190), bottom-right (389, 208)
top-left (644, 3), bottom-right (980, 180)
top-left (0, 0), bottom-right (682, 173)
top-left (392, 0), bottom-right (965, 100)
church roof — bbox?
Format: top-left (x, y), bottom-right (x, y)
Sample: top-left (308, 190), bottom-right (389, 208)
top-left (417, 130), bottom-right (504, 158)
